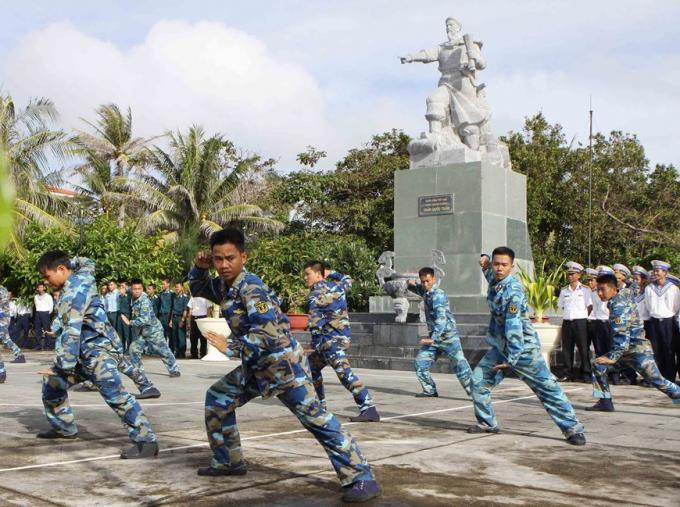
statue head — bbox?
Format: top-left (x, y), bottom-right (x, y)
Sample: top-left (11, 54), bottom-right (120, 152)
top-left (445, 17), bottom-right (462, 41)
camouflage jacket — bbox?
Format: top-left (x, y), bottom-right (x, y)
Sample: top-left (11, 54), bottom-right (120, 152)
top-left (607, 291), bottom-right (651, 361)
top-left (0, 285), bottom-right (9, 326)
top-left (54, 257), bottom-right (123, 372)
top-left (130, 292), bottom-right (164, 337)
top-left (407, 282), bottom-right (459, 342)
top-left (189, 267), bottom-right (308, 399)
top-left (483, 267), bottom-right (539, 366)
top-left (307, 271), bottom-right (352, 343)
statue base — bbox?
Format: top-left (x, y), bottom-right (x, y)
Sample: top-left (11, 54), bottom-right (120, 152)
top-left (386, 159), bottom-right (533, 314)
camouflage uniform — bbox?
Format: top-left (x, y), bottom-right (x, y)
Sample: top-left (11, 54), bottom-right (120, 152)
top-left (189, 266), bottom-right (374, 486)
top-left (128, 292), bottom-right (179, 375)
top-left (42, 257), bottom-right (157, 442)
top-left (0, 286), bottom-right (10, 380)
top-left (307, 272), bottom-right (374, 411)
top-left (592, 291), bottom-right (680, 403)
top-left (407, 281), bottom-right (472, 396)
top-left (472, 267), bottom-right (585, 437)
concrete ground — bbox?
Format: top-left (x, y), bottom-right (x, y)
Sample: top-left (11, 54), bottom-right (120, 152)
top-left (1, 351), bottom-right (679, 506)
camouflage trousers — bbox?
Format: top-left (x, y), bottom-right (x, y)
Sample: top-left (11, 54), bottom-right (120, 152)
top-left (42, 351), bottom-right (157, 442)
top-left (0, 318), bottom-right (7, 376)
top-left (129, 327), bottom-right (179, 375)
top-left (592, 348), bottom-right (680, 403)
top-left (0, 356), bottom-right (4, 376)
top-left (472, 347), bottom-right (584, 437)
top-left (204, 365), bottom-right (375, 486)
top-left (1, 330), bottom-right (22, 358)
top-left (308, 336), bottom-right (373, 412)
top-left (415, 337), bottom-right (472, 396)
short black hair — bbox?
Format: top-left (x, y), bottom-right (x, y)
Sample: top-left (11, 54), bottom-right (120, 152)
top-left (596, 273), bottom-right (618, 288)
top-left (161, 278), bottom-right (170, 283)
top-left (304, 260), bottom-right (326, 274)
top-left (210, 228), bottom-right (245, 252)
top-left (174, 281), bottom-right (183, 287)
top-left (130, 278), bottom-right (144, 287)
top-left (37, 251), bottom-right (71, 273)
top-left (148, 283), bottom-right (156, 289)
top-left (118, 279), bottom-right (128, 285)
top-left (492, 246), bottom-right (515, 262)
top-left (418, 267), bottom-right (435, 278)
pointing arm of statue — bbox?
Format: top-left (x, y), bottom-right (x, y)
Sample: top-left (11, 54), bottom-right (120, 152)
top-left (400, 47), bottom-right (440, 64)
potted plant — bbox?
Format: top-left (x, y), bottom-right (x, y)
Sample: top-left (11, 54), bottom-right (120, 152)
top-left (278, 283), bottom-right (310, 331)
top-left (517, 261), bottom-right (565, 365)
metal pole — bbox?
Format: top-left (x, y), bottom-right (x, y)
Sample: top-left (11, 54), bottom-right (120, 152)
top-left (588, 99), bottom-right (593, 266)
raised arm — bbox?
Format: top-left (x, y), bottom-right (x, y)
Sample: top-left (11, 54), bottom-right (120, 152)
top-left (400, 46), bottom-right (440, 64)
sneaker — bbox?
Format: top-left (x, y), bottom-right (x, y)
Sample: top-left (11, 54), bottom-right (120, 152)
top-left (120, 441), bottom-right (159, 459)
top-left (566, 433), bottom-right (587, 446)
top-left (37, 429), bottom-right (77, 439)
top-left (169, 371), bottom-right (181, 378)
top-left (415, 391), bottom-right (438, 398)
top-left (585, 399), bottom-right (615, 412)
top-left (197, 462), bottom-right (248, 476)
top-left (73, 382), bottom-right (98, 392)
top-left (466, 424), bottom-right (500, 434)
top-left (0, 372), bottom-right (6, 383)
top-left (11, 354), bottom-right (26, 364)
top-left (341, 480), bottom-right (381, 503)
top-left (349, 406), bottom-right (380, 423)
top-left (136, 387), bottom-right (161, 399)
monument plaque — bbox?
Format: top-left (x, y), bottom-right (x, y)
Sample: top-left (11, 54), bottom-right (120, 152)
top-left (418, 194), bottom-right (454, 217)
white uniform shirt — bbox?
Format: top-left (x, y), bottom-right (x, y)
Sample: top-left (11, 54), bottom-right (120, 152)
top-left (34, 293), bottom-right (54, 313)
top-left (644, 282), bottom-right (680, 319)
top-left (588, 289), bottom-right (609, 321)
top-left (558, 283), bottom-right (592, 320)
top-left (17, 303), bottom-right (32, 316)
top-left (9, 300), bottom-right (17, 318)
top-left (188, 296), bottom-right (209, 317)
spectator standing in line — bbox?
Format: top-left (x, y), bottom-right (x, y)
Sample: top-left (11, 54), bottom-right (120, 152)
top-left (118, 280), bottom-right (133, 351)
top-left (558, 262), bottom-right (593, 383)
top-left (158, 279), bottom-right (173, 345)
top-left (187, 295), bottom-right (209, 359)
top-left (169, 282), bottom-right (189, 358)
top-left (34, 283), bottom-right (54, 350)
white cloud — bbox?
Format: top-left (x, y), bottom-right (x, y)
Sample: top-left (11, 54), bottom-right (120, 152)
top-left (2, 20), bottom-right (338, 170)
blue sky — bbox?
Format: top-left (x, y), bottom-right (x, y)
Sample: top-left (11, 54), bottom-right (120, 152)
top-left (2, 0), bottom-right (679, 172)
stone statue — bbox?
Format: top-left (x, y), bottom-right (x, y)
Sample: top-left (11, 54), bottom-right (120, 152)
top-left (400, 17), bottom-right (511, 170)
top-left (377, 250), bottom-right (446, 323)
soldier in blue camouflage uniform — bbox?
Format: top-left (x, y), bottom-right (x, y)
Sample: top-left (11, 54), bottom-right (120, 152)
top-left (189, 229), bottom-right (380, 503)
top-left (471, 248), bottom-right (586, 445)
top-left (0, 284), bottom-right (10, 383)
top-left (587, 273), bottom-right (680, 411)
top-left (407, 267), bottom-right (472, 398)
top-left (125, 279), bottom-right (180, 377)
top-left (36, 251), bottom-right (160, 458)
top-left (304, 261), bottom-right (379, 422)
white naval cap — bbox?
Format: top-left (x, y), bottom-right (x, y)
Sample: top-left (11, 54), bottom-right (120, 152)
top-left (584, 268), bottom-right (599, 277)
top-left (632, 265), bottom-right (649, 278)
top-left (596, 265), bottom-right (615, 275)
top-left (651, 260), bottom-right (671, 271)
top-left (565, 261), bottom-right (584, 273)
top-left (612, 263), bottom-right (631, 277)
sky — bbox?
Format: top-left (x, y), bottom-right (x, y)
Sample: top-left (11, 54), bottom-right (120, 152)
top-left (1, 0), bottom-right (679, 174)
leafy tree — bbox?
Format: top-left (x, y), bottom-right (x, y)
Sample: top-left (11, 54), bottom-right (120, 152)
top-left (0, 94), bottom-right (72, 254)
top-left (0, 147), bottom-right (11, 251)
top-left (247, 233), bottom-right (381, 312)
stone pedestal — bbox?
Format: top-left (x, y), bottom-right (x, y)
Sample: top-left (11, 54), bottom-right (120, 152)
top-left (392, 160), bottom-right (533, 313)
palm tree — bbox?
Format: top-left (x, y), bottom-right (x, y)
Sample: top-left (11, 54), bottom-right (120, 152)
top-left (0, 94), bottom-right (72, 253)
top-left (122, 126), bottom-right (283, 263)
top-left (72, 103), bottom-right (155, 225)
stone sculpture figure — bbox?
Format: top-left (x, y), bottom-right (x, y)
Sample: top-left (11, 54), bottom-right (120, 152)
top-left (377, 250), bottom-right (446, 323)
top-left (400, 17), bottom-right (511, 170)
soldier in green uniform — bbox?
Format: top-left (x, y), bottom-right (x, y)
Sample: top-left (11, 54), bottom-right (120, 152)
top-left (169, 282), bottom-right (189, 358)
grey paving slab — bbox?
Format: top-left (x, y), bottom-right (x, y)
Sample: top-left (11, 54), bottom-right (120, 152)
top-left (0, 351), bottom-right (679, 506)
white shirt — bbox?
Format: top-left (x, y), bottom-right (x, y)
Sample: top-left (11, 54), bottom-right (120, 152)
top-left (588, 289), bottom-right (609, 321)
top-left (34, 293), bottom-right (54, 313)
top-left (644, 282), bottom-right (680, 319)
top-left (558, 283), bottom-right (592, 320)
top-left (17, 303), bottom-right (32, 316)
top-left (9, 300), bottom-right (17, 318)
top-left (188, 296), bottom-right (209, 317)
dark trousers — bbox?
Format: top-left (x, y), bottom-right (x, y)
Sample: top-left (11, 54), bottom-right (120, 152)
top-left (170, 314), bottom-right (186, 357)
top-left (119, 312), bottom-right (131, 350)
top-left (189, 316), bottom-right (207, 359)
top-left (587, 319), bottom-right (612, 357)
top-left (159, 312), bottom-right (171, 344)
top-left (34, 311), bottom-right (52, 350)
top-left (648, 317), bottom-right (677, 382)
top-left (561, 319), bottom-right (590, 379)
top-left (12, 315), bottom-right (31, 347)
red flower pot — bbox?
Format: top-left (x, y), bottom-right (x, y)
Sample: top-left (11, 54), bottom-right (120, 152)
top-left (287, 313), bottom-right (309, 331)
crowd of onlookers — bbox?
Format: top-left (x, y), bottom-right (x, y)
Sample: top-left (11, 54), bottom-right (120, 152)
top-left (7, 278), bottom-right (213, 359)
top-left (557, 260), bottom-right (680, 385)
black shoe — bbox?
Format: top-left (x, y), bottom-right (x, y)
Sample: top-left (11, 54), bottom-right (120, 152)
top-left (120, 441), bottom-right (159, 459)
top-left (466, 424), bottom-right (500, 434)
top-left (349, 406), bottom-right (380, 422)
top-left (0, 372), bottom-right (6, 383)
top-left (566, 433), bottom-right (586, 446)
top-left (557, 376), bottom-right (573, 382)
top-left (136, 387), bottom-right (161, 399)
top-left (169, 371), bottom-right (181, 378)
top-left (415, 391), bottom-right (438, 398)
top-left (341, 480), bottom-right (381, 503)
top-left (11, 354), bottom-right (26, 363)
top-left (585, 399), bottom-right (615, 412)
top-left (73, 383), bottom-right (98, 392)
top-left (37, 429), bottom-right (77, 439)
top-left (197, 462), bottom-right (248, 476)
